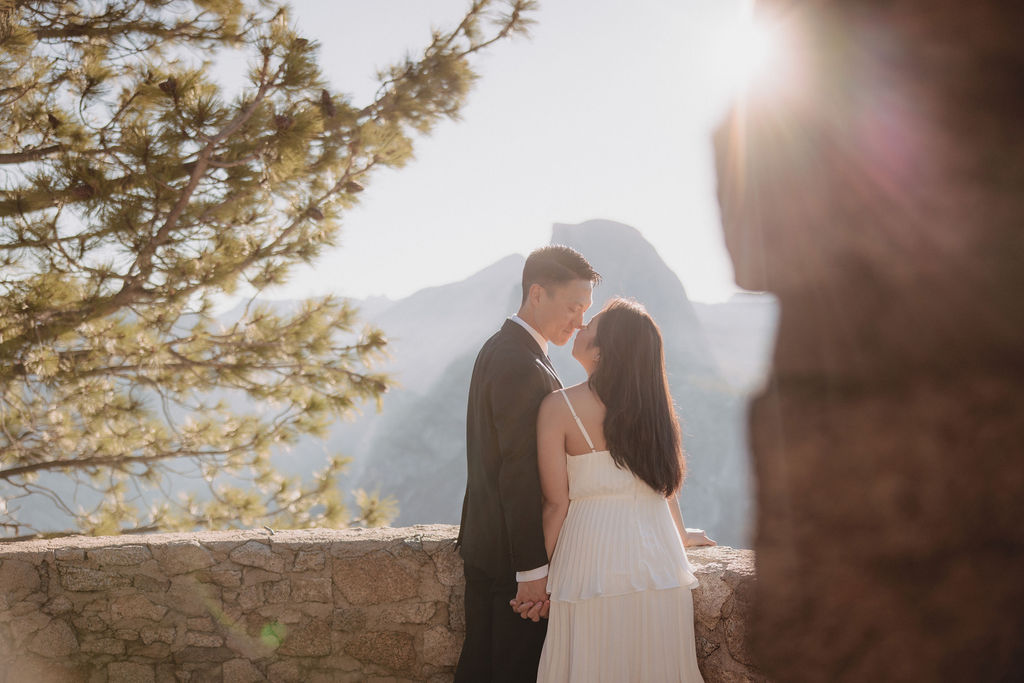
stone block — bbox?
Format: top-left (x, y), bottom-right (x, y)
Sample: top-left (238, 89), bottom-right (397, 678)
top-left (448, 590), bottom-right (465, 632)
top-left (210, 569), bottom-right (243, 587)
top-left (692, 572), bottom-right (730, 631)
top-left (332, 551), bottom-right (418, 606)
top-left (108, 661), bottom-right (157, 683)
top-left (187, 616), bottom-right (217, 632)
top-left (229, 541), bottom-right (285, 573)
top-left (725, 605), bottom-right (754, 667)
top-left (278, 619), bottom-right (331, 656)
top-left (111, 594), bottom-right (169, 621)
top-left (293, 550), bottom-right (326, 571)
top-left (299, 602), bottom-right (332, 619)
top-left (173, 645), bottom-right (235, 662)
top-left (223, 658), bottom-right (266, 683)
top-left (53, 547), bottom-right (85, 562)
top-left (7, 598), bottom-right (43, 619)
top-left (422, 625), bottom-right (461, 667)
top-left (291, 577), bottom-right (331, 603)
top-left (264, 579), bottom-right (291, 603)
top-left (259, 606), bottom-right (303, 624)
top-left (343, 631), bottom-right (415, 671)
top-left (236, 584), bottom-right (263, 611)
top-left (332, 607), bottom-right (366, 633)
top-left (186, 632), bottom-right (225, 647)
top-left (81, 637), bottom-right (126, 655)
top-left (179, 663), bottom-right (223, 683)
top-left (43, 595), bottom-right (74, 615)
top-left (89, 545), bottom-right (152, 566)
top-left (11, 611), bottom-right (51, 639)
top-left (132, 573), bottom-right (171, 592)
top-left (378, 602), bottom-right (436, 625)
top-left (59, 565), bottom-right (131, 591)
top-left (73, 613), bottom-right (108, 632)
top-left (164, 574), bottom-right (218, 616)
top-left (243, 568), bottom-right (283, 584)
top-left (0, 559), bottom-right (40, 603)
top-left (140, 626), bottom-right (176, 645)
top-left (27, 618), bottom-right (78, 657)
top-left (132, 641), bottom-right (173, 659)
top-left (2, 656), bottom-right (88, 683)
top-left (431, 547), bottom-right (463, 587)
top-left (152, 541), bottom-right (215, 575)
top-left (267, 659), bottom-right (301, 683)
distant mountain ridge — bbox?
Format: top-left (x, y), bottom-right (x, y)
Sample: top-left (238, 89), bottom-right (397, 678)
top-left (333, 219), bottom-right (776, 547)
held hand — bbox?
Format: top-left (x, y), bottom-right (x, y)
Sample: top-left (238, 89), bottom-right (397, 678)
top-left (684, 528), bottom-right (717, 547)
top-left (509, 576), bottom-right (550, 621)
top-left (511, 598), bottom-right (549, 622)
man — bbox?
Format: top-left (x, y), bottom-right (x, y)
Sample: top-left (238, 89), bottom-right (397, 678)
top-left (455, 245), bottom-right (601, 682)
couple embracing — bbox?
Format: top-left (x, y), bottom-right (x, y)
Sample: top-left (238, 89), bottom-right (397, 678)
top-left (455, 245), bottom-right (711, 683)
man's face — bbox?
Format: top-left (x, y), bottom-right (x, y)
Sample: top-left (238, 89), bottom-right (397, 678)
top-left (571, 310), bottom-right (602, 363)
top-left (533, 279), bottom-right (594, 346)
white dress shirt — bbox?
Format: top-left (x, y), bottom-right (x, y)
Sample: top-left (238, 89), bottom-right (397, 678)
top-left (508, 315), bottom-right (550, 584)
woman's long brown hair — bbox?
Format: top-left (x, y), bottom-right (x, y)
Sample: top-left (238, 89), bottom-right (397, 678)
top-left (588, 298), bottom-right (684, 496)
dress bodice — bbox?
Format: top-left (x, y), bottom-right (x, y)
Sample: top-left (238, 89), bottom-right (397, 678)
top-left (548, 450), bottom-right (698, 602)
top-left (566, 449), bottom-right (661, 501)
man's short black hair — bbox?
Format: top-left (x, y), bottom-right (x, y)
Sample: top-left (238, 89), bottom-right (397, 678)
top-left (521, 245), bottom-right (601, 304)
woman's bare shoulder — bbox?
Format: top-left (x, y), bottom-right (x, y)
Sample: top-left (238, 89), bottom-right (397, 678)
top-left (539, 388), bottom-right (566, 414)
top-left (564, 382), bottom-right (599, 404)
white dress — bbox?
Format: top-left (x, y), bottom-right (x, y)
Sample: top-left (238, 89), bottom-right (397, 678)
top-left (536, 390), bottom-right (704, 683)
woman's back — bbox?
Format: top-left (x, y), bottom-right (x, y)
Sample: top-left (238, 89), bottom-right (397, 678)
top-left (545, 387), bottom-right (696, 598)
top-left (537, 386), bottom-right (704, 683)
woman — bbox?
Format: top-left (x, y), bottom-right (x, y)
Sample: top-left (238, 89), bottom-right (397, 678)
top-left (534, 298), bottom-right (710, 682)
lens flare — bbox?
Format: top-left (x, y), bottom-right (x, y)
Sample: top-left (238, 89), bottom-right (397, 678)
top-left (712, 1), bottom-right (789, 98)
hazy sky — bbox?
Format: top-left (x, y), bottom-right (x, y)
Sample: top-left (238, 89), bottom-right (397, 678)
top-left (253, 0), bottom-right (758, 304)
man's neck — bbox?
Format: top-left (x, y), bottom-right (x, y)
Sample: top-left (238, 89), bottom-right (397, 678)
top-left (511, 312), bottom-right (548, 354)
top-left (515, 309), bottom-right (546, 342)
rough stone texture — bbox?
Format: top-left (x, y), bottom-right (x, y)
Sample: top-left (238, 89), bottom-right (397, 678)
top-left (712, 2), bottom-right (1024, 681)
top-left (107, 661), bottom-right (156, 683)
top-left (27, 618), bottom-right (79, 657)
top-left (0, 526), bottom-right (759, 681)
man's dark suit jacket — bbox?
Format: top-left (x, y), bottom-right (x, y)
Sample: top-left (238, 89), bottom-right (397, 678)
top-left (457, 319), bottom-right (562, 579)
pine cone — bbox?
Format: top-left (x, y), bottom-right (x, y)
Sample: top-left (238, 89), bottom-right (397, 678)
top-left (320, 89), bottom-right (336, 118)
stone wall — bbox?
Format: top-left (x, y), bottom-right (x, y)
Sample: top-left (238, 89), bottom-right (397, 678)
top-left (0, 525), bottom-right (761, 682)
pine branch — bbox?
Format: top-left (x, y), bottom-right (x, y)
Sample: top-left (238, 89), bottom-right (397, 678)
top-left (0, 144), bottom-right (60, 164)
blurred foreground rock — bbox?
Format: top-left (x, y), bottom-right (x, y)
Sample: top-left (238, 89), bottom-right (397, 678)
top-left (714, 1), bottom-right (1024, 680)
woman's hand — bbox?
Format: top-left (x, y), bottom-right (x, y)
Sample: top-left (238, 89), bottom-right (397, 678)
top-left (683, 528), bottom-right (717, 547)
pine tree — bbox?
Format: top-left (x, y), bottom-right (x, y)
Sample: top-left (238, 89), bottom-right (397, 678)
top-left (0, 0), bottom-right (535, 538)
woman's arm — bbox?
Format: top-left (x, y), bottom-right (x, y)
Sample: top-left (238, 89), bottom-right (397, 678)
top-left (669, 493), bottom-right (716, 547)
top-left (537, 393), bottom-right (570, 561)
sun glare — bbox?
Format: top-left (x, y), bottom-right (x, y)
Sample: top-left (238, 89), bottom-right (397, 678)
top-left (713, 2), bottom-right (786, 97)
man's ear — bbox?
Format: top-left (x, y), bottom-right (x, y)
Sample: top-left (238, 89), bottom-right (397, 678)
top-left (528, 283), bottom-right (545, 306)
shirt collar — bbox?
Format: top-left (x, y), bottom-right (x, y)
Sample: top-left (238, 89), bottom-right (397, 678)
top-left (510, 315), bottom-right (548, 355)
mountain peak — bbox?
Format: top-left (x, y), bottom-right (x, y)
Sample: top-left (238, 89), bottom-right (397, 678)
top-left (552, 218), bottom-right (646, 245)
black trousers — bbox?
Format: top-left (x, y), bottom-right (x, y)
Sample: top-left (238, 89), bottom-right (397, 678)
top-left (455, 561), bottom-right (548, 683)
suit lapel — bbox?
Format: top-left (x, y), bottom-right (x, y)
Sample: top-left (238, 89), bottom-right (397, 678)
top-left (537, 353), bottom-right (563, 389)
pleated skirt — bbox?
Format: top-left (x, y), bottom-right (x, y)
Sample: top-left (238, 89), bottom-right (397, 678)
top-left (536, 585), bottom-right (705, 683)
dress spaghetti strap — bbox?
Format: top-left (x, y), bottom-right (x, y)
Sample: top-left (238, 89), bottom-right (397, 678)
top-left (558, 389), bottom-right (597, 453)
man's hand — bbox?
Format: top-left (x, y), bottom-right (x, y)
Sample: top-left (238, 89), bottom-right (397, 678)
top-left (509, 576), bottom-right (549, 622)
top-left (684, 528), bottom-right (717, 547)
